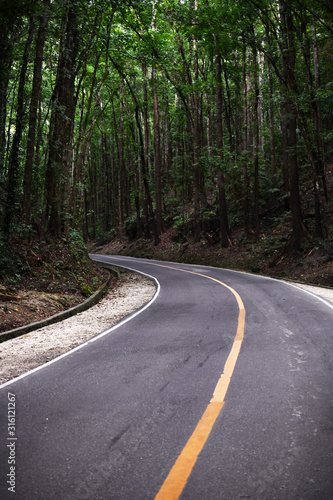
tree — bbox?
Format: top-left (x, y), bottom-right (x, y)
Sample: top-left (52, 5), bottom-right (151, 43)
top-left (214, 41), bottom-right (230, 247)
top-left (22, 0), bottom-right (50, 226)
top-left (42, 1), bottom-right (79, 236)
top-left (0, 0), bottom-right (331, 258)
top-left (3, 16), bottom-right (35, 236)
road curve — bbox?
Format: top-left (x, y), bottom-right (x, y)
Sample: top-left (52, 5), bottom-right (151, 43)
top-left (0, 255), bottom-right (332, 500)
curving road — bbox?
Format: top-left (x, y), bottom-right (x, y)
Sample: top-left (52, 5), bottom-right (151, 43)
top-left (0, 255), bottom-right (332, 499)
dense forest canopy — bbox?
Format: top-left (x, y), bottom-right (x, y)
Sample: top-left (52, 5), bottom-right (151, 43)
top-left (0, 0), bottom-right (332, 271)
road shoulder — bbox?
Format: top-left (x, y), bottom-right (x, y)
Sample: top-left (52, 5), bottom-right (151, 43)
top-left (0, 271), bottom-right (155, 385)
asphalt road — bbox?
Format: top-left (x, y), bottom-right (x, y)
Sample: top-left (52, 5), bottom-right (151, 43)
top-left (0, 255), bottom-right (332, 500)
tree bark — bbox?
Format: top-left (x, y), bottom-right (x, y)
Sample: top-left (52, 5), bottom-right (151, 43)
top-left (242, 41), bottom-right (250, 237)
top-left (280, 0), bottom-right (304, 250)
top-left (267, 59), bottom-right (276, 176)
top-left (152, 66), bottom-right (165, 241)
top-left (43, 5), bottom-right (79, 237)
top-left (281, 101), bottom-right (290, 211)
top-left (252, 44), bottom-right (260, 241)
top-left (312, 22), bottom-right (328, 202)
top-left (0, 26), bottom-right (12, 176)
top-left (215, 45), bottom-right (230, 248)
top-left (22, 0), bottom-right (50, 226)
top-left (193, 8), bottom-right (201, 242)
top-left (118, 82), bottom-right (125, 241)
top-left (3, 16), bottom-right (35, 236)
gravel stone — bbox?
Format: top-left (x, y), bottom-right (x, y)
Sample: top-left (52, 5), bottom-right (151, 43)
top-left (0, 272), bottom-right (155, 385)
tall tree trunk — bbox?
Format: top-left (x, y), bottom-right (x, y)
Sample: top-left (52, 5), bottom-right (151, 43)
top-left (133, 135), bottom-right (143, 238)
top-left (72, 53), bottom-right (109, 231)
top-left (0, 27), bottom-right (12, 177)
top-left (43, 5), bottom-right (78, 237)
top-left (118, 82), bottom-right (125, 241)
top-left (242, 41), bottom-right (250, 237)
top-left (281, 101), bottom-right (290, 211)
top-left (280, 0), bottom-right (304, 250)
top-left (102, 132), bottom-right (111, 232)
top-left (252, 44), bottom-right (260, 241)
top-left (299, 19), bottom-right (323, 238)
top-left (151, 0), bottom-right (163, 243)
top-left (142, 63), bottom-right (150, 176)
top-left (193, 9), bottom-right (201, 242)
top-left (3, 17), bottom-right (35, 236)
top-left (215, 45), bottom-right (230, 248)
top-left (267, 59), bottom-right (276, 176)
top-left (223, 62), bottom-right (234, 151)
top-left (295, 19), bottom-right (329, 238)
top-left (312, 23), bottom-right (327, 201)
top-left (165, 98), bottom-right (173, 188)
top-left (110, 56), bottom-right (154, 237)
top-left (141, 62), bottom-right (151, 236)
top-left (22, 0), bottom-right (50, 226)
top-left (152, 66), bottom-right (164, 241)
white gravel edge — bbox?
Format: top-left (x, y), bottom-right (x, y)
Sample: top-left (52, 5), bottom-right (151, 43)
top-left (285, 282), bottom-right (333, 308)
top-left (0, 271), bottom-right (158, 388)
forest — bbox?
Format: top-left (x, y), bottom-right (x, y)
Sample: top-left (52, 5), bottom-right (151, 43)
top-left (0, 0), bottom-right (332, 288)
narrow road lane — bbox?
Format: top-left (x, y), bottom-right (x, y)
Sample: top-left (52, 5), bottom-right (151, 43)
top-left (0, 256), bottom-right (332, 499)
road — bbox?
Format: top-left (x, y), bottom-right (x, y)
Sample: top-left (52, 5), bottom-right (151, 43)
top-left (0, 255), bottom-right (332, 499)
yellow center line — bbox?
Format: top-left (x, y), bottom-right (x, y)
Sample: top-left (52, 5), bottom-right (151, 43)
top-left (155, 401), bottom-right (224, 500)
top-left (107, 258), bottom-right (245, 498)
top-left (133, 262), bottom-right (246, 499)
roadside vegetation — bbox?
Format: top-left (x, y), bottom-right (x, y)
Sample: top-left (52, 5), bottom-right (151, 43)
top-left (0, 232), bottom-right (110, 333)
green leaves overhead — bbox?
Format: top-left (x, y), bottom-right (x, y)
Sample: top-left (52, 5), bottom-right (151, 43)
top-left (0, 0), bottom-right (332, 247)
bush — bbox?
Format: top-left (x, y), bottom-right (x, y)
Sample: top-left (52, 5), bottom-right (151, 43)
top-left (68, 228), bottom-right (88, 260)
top-left (81, 284), bottom-right (93, 297)
top-left (0, 234), bottom-right (26, 280)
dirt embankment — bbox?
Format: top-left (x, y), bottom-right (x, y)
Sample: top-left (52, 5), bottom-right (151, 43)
top-left (0, 238), bottom-right (110, 334)
top-left (89, 228), bottom-right (333, 289)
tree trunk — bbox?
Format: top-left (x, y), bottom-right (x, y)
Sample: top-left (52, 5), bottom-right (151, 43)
top-left (22, 0), bottom-right (50, 226)
top-left (252, 44), bottom-right (260, 241)
top-left (215, 46), bottom-right (230, 248)
top-left (281, 101), bottom-right (290, 211)
top-left (133, 139), bottom-right (143, 238)
top-left (312, 24), bottom-right (328, 201)
top-left (43, 5), bottom-right (78, 237)
top-left (222, 63), bottom-right (234, 151)
top-left (193, 14), bottom-right (201, 242)
top-left (141, 62), bottom-right (151, 237)
top-left (3, 17), bottom-right (35, 236)
top-left (165, 98), bottom-right (173, 188)
top-left (152, 66), bottom-right (164, 241)
top-left (0, 27), bottom-right (12, 176)
top-left (118, 82), bottom-right (125, 241)
top-left (267, 59), bottom-right (276, 176)
top-left (280, 0), bottom-right (303, 250)
top-left (242, 41), bottom-right (250, 237)
top-left (109, 57), bottom-right (154, 238)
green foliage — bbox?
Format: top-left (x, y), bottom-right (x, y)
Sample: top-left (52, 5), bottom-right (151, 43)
top-left (68, 229), bottom-right (88, 261)
top-left (173, 214), bottom-right (190, 229)
top-left (0, 235), bottom-right (26, 280)
top-left (0, 0), bottom-right (332, 259)
top-left (81, 283), bottom-right (93, 297)
top-left (200, 208), bottom-right (216, 222)
top-left (0, 0), bottom-right (40, 26)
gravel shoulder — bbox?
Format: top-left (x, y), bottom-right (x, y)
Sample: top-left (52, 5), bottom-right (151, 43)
top-left (289, 282), bottom-right (333, 305)
top-left (0, 271), bottom-right (156, 385)
top-left (0, 268), bottom-right (331, 386)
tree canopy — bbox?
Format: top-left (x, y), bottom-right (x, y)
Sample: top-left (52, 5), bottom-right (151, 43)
top-left (0, 0), bottom-right (332, 268)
